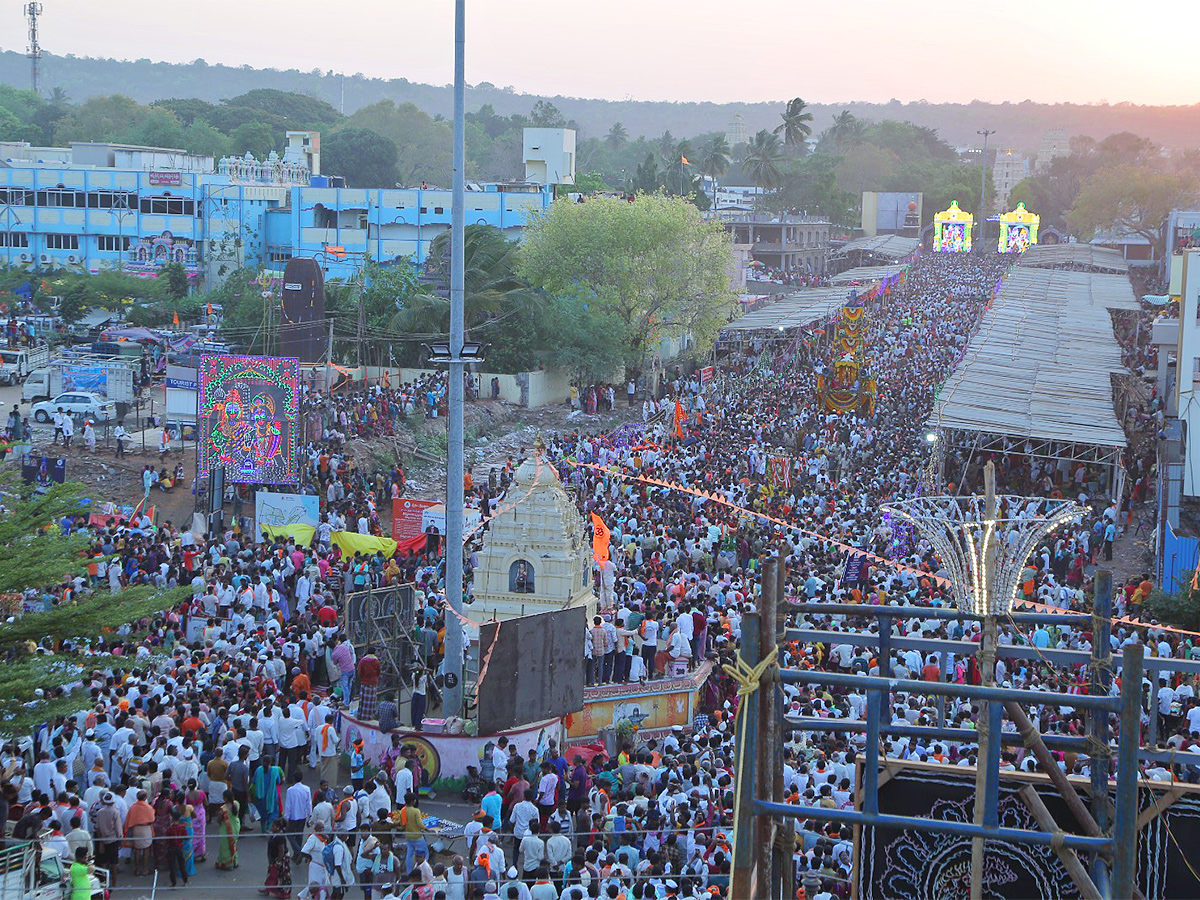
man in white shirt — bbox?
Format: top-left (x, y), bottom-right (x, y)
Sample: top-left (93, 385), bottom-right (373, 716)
top-left (283, 770), bottom-right (312, 858)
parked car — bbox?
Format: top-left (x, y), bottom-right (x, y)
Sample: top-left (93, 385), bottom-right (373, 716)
top-left (31, 391), bottom-right (117, 424)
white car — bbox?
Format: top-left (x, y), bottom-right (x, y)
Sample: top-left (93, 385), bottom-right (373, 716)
top-left (31, 391), bottom-right (117, 424)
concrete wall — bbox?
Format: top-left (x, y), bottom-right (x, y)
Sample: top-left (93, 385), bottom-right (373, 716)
top-left (354, 366), bottom-right (572, 409)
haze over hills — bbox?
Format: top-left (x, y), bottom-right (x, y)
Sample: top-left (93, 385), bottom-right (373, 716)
top-left (3, 49), bottom-right (1200, 150)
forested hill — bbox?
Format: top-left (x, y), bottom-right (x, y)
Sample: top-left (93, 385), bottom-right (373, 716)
top-left (4, 49), bottom-right (1200, 150)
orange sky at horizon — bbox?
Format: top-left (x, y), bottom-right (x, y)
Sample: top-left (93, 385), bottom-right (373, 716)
top-left (15, 0), bottom-right (1199, 107)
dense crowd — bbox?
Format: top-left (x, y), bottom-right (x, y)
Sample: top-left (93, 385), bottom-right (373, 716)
top-left (2, 249), bottom-right (1195, 900)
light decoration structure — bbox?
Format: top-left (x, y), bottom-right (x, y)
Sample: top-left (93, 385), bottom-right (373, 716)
top-left (881, 493), bottom-right (1086, 615)
top-left (997, 202), bottom-right (1040, 254)
top-left (932, 200), bottom-right (974, 253)
top-left (199, 355), bottom-right (300, 484)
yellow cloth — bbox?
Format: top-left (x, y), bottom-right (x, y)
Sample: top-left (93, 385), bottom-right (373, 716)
top-left (331, 530), bottom-right (398, 558)
top-left (260, 525), bottom-right (397, 559)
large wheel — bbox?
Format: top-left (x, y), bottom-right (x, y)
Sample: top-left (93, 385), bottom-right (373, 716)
top-left (34, 409), bottom-right (49, 423)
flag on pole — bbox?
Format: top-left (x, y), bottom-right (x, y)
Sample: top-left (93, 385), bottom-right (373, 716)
top-left (674, 399), bottom-right (685, 439)
top-left (172, 311), bottom-right (180, 326)
top-left (207, 302), bottom-right (213, 317)
top-left (591, 512), bottom-right (611, 563)
top-left (680, 155), bottom-right (690, 165)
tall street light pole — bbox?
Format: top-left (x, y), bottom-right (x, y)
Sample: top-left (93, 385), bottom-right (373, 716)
top-left (977, 129), bottom-right (994, 251)
top-left (443, 0), bottom-right (467, 719)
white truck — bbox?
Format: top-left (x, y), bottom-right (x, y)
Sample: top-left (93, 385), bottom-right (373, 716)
top-left (0, 840), bottom-right (110, 900)
top-left (22, 360), bottom-right (136, 407)
top-left (0, 347), bottom-right (51, 386)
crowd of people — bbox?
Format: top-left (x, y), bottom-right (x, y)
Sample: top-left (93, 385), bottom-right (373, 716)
top-left (2, 248), bottom-right (1198, 900)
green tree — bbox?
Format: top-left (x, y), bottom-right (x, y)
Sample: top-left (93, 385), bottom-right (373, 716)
top-left (605, 122), bottom-right (628, 150)
top-left (341, 100), bottom-right (452, 187)
top-left (518, 194), bottom-right (735, 380)
top-left (574, 172), bottom-right (609, 194)
top-left (323, 127), bottom-right (399, 188)
top-left (700, 134), bottom-right (731, 181)
top-left (633, 153), bottom-right (662, 194)
top-left (1067, 165), bottom-right (1199, 255)
top-left (54, 95), bottom-right (149, 143)
top-left (160, 261), bottom-right (189, 301)
top-left (182, 120), bottom-right (230, 157)
top-left (529, 100), bottom-right (567, 128)
top-left (222, 89), bottom-right (343, 128)
top-left (774, 97), bottom-right (814, 150)
top-left (742, 130), bottom-right (784, 190)
top-left (230, 121), bottom-right (277, 156)
top-left (0, 479), bottom-right (186, 735)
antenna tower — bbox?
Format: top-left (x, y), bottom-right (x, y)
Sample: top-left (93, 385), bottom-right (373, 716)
top-left (26, 3), bottom-right (44, 95)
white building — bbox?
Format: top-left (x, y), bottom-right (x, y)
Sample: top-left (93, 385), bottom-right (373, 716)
top-left (992, 150), bottom-right (1028, 209)
top-left (523, 128), bottom-right (576, 186)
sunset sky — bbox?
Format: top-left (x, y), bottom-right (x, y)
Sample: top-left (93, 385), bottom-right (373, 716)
top-left (17, 0), bottom-right (1195, 106)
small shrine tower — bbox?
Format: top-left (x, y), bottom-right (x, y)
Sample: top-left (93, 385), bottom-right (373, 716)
top-left (467, 439), bottom-right (597, 624)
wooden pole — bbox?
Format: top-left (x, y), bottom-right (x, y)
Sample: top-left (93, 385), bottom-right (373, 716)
top-left (1017, 786), bottom-right (1104, 900)
top-left (730, 611), bottom-right (761, 900)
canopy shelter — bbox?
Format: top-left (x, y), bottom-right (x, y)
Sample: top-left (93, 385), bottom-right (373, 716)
top-left (997, 202), bottom-right (1040, 254)
top-left (929, 267), bottom-right (1136, 500)
top-left (933, 201), bottom-right (974, 253)
top-left (829, 264), bottom-right (909, 286)
top-left (719, 287), bottom-right (861, 338)
top-left (831, 234), bottom-right (920, 270)
top-left (1018, 243), bottom-right (1129, 274)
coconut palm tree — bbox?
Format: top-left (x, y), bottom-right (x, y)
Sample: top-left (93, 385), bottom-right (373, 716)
top-left (605, 122), bottom-right (628, 150)
top-left (742, 130), bottom-right (784, 191)
top-left (827, 110), bottom-right (864, 149)
top-left (656, 130), bottom-right (676, 160)
top-left (774, 97), bottom-right (814, 150)
top-left (700, 134), bottom-right (731, 180)
top-left (390, 224), bottom-right (527, 338)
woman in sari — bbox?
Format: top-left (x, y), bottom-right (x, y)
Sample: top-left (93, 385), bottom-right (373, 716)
top-left (262, 819), bottom-right (292, 898)
top-left (151, 789), bottom-right (175, 873)
top-left (123, 790), bottom-right (155, 877)
top-left (186, 780), bottom-right (208, 863)
top-left (252, 757), bottom-right (285, 832)
top-left (180, 800), bottom-right (197, 878)
top-left (214, 790), bottom-right (241, 871)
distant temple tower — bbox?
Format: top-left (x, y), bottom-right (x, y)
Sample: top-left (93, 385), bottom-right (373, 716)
top-left (467, 440), bottom-right (597, 625)
top-left (725, 113), bottom-right (748, 148)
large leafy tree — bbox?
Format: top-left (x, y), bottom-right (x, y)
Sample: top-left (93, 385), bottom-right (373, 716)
top-left (518, 194), bottom-right (735, 379)
top-left (322, 127), bottom-right (399, 188)
top-left (1068, 165), bottom-right (1199, 255)
top-left (341, 100), bottom-right (452, 187)
top-left (775, 97), bottom-right (814, 150)
top-left (700, 134), bottom-right (731, 182)
top-left (0, 479), bottom-right (186, 735)
top-left (742, 130), bottom-right (784, 190)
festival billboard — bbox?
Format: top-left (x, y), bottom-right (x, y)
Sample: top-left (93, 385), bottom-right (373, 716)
top-left (254, 490), bottom-right (321, 536)
top-left (199, 355), bottom-right (300, 484)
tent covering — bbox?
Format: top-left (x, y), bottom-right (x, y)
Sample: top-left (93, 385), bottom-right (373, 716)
top-left (1018, 243), bottom-right (1130, 274)
top-left (832, 234), bottom-right (920, 261)
top-left (930, 267), bottom-right (1134, 450)
top-left (829, 264), bottom-right (909, 286)
top-left (720, 288), bottom-right (860, 333)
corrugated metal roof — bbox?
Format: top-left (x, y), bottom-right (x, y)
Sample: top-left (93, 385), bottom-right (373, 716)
top-left (930, 268), bottom-right (1133, 449)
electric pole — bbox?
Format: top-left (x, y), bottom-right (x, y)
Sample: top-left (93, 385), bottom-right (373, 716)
top-left (26, 3), bottom-right (43, 96)
top-left (443, 0), bottom-right (467, 719)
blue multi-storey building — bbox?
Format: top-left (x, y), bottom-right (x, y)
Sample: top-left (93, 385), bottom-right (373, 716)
top-left (0, 129), bottom-right (559, 288)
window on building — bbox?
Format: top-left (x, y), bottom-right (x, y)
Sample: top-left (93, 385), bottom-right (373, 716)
top-left (269, 250), bottom-right (293, 264)
top-left (0, 233), bottom-right (28, 248)
top-left (434, 207), bottom-right (444, 215)
top-left (138, 195), bottom-right (195, 216)
top-left (87, 191), bottom-right (138, 210)
top-left (96, 235), bottom-right (130, 252)
top-left (0, 189), bottom-right (34, 206)
top-left (36, 189), bottom-right (86, 208)
top-left (44, 234), bottom-right (79, 250)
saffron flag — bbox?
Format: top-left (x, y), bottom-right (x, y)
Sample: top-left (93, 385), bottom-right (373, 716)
top-left (591, 512), bottom-right (611, 563)
top-left (172, 311), bottom-right (180, 326)
top-left (674, 399), bottom-right (685, 439)
top-left (680, 155), bottom-right (690, 165)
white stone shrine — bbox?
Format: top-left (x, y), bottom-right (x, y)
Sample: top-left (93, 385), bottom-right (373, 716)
top-left (466, 439), bottom-right (597, 625)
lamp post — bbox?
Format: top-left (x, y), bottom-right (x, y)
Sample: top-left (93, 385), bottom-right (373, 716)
top-left (977, 130), bottom-right (995, 251)
top-left (444, 0), bottom-right (468, 721)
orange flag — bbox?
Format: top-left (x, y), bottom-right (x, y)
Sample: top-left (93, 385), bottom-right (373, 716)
top-left (591, 512), bottom-right (610, 563)
top-left (674, 399), bottom-right (685, 439)
top-left (172, 311), bottom-right (180, 326)
top-left (680, 155), bottom-right (690, 165)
